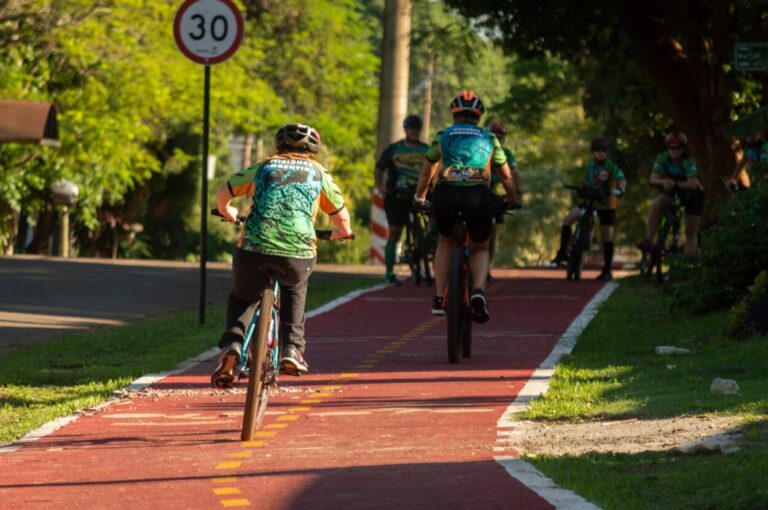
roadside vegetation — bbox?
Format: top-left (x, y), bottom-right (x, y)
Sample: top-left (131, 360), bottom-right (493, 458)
top-left (0, 278), bottom-right (376, 443)
top-left (520, 274), bottom-right (768, 510)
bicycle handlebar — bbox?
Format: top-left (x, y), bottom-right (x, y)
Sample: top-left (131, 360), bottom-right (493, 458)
top-left (210, 209), bottom-right (355, 240)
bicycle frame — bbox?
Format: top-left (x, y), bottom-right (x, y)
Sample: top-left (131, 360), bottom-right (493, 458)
top-left (240, 279), bottom-right (281, 383)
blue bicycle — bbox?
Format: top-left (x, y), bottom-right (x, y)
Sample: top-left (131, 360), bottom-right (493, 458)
top-left (212, 209), bottom-right (353, 440)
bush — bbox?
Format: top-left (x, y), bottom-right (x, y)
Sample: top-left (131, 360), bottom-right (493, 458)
top-left (673, 185), bottom-right (768, 313)
top-left (727, 270), bottom-right (768, 339)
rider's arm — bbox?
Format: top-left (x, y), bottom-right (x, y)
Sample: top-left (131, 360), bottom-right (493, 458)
top-left (493, 162), bottom-right (517, 203)
top-left (217, 167), bottom-right (258, 223)
top-left (415, 159), bottom-right (439, 201)
top-left (215, 183), bottom-right (240, 223)
top-left (649, 171), bottom-right (671, 188)
top-left (319, 169), bottom-right (353, 240)
top-left (677, 176), bottom-right (702, 191)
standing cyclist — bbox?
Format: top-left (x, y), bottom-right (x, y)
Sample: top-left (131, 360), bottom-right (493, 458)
top-left (639, 131), bottom-right (703, 255)
top-left (414, 91), bottom-right (518, 323)
top-left (374, 114), bottom-right (430, 285)
top-left (551, 137), bottom-right (627, 281)
top-left (487, 122), bottom-right (522, 279)
top-left (211, 123), bottom-right (353, 388)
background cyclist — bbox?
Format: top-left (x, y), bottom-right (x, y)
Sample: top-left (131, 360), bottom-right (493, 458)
top-left (413, 91), bottom-right (518, 323)
top-left (211, 123), bottom-right (353, 388)
top-left (551, 137), bottom-right (627, 281)
top-left (374, 114), bottom-right (430, 285)
top-left (640, 131), bottom-right (703, 255)
top-left (487, 121), bottom-right (521, 281)
top-left (727, 132), bottom-right (768, 190)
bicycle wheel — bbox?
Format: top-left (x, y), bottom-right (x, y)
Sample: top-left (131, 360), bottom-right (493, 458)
top-left (412, 216), bottom-right (433, 286)
top-left (446, 248), bottom-right (464, 364)
top-left (566, 225), bottom-right (584, 282)
top-left (461, 259), bottom-right (473, 358)
top-left (241, 288), bottom-right (275, 441)
top-left (654, 220), bottom-right (673, 284)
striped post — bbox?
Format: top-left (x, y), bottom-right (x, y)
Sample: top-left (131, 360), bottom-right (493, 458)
top-left (370, 191), bottom-right (388, 264)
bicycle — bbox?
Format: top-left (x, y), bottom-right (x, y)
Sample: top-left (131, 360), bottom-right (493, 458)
top-left (564, 184), bottom-right (603, 281)
top-left (401, 205), bottom-right (434, 286)
top-left (639, 192), bottom-right (682, 284)
top-left (434, 201), bottom-right (514, 364)
top-left (211, 209), bottom-right (354, 440)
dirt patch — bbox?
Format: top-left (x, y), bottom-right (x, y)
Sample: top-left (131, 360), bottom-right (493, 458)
top-left (504, 415), bottom-right (744, 456)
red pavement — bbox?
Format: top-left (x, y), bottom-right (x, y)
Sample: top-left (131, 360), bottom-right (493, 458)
top-left (0, 269), bottom-right (605, 510)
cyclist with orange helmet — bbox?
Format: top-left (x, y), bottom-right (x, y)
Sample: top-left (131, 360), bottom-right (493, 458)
top-left (640, 131), bottom-right (704, 255)
top-left (414, 91), bottom-right (518, 323)
top-left (374, 114), bottom-right (430, 285)
top-left (211, 123), bottom-right (353, 387)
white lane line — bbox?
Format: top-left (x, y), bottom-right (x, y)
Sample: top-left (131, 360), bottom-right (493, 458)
top-left (494, 281), bottom-right (617, 510)
top-left (496, 457), bottom-right (601, 510)
top-left (0, 283), bottom-right (386, 454)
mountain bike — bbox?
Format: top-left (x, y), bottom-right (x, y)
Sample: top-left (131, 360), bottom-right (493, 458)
top-left (564, 185), bottom-right (603, 281)
top-left (640, 193), bottom-right (682, 284)
top-left (401, 205), bottom-right (434, 286)
top-left (441, 202), bottom-right (515, 364)
top-left (211, 209), bottom-right (354, 440)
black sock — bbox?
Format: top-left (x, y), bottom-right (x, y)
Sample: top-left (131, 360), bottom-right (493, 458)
top-left (603, 241), bottom-right (614, 270)
top-left (559, 225), bottom-right (572, 253)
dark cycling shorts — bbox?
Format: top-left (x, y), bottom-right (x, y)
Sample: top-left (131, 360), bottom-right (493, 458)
top-left (384, 188), bottom-right (414, 226)
top-left (596, 209), bottom-right (615, 227)
top-left (432, 183), bottom-right (493, 243)
top-left (680, 190), bottom-right (704, 216)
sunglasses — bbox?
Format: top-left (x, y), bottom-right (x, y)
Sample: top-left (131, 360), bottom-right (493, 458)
top-left (668, 146), bottom-right (683, 150)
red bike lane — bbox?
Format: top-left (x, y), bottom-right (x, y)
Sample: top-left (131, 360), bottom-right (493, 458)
top-left (0, 269), bottom-right (606, 509)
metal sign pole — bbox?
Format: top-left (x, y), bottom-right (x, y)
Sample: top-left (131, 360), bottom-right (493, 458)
top-left (199, 64), bottom-right (211, 325)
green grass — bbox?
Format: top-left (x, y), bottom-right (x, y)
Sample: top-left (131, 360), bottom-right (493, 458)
top-left (0, 278), bottom-right (377, 443)
top-left (523, 276), bottom-right (768, 510)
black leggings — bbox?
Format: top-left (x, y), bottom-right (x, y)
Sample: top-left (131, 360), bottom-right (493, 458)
top-left (432, 184), bottom-right (493, 242)
top-left (220, 248), bottom-right (315, 352)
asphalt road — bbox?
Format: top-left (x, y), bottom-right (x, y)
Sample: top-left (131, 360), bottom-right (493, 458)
top-left (0, 255), bottom-right (381, 357)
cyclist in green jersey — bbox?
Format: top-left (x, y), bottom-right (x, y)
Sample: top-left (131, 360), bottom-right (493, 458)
top-left (374, 114), bottom-right (430, 284)
top-left (211, 123), bottom-right (353, 387)
top-left (552, 138), bottom-right (627, 281)
top-left (639, 131), bottom-right (704, 255)
top-left (414, 91), bottom-right (519, 323)
top-left (487, 122), bottom-right (522, 280)
top-left (727, 132), bottom-right (768, 190)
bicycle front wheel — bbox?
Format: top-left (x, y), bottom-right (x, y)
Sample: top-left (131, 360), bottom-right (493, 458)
top-left (446, 248), bottom-right (465, 364)
top-left (241, 289), bottom-right (275, 441)
top-left (654, 220), bottom-right (673, 284)
top-left (461, 266), bottom-right (473, 358)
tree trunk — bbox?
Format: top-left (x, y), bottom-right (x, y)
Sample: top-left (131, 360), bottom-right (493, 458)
top-left (421, 52), bottom-right (434, 142)
top-left (27, 206), bottom-right (56, 255)
top-left (620, 4), bottom-right (738, 208)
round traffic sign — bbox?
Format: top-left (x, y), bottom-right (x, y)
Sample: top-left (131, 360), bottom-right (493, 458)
top-left (174, 0), bottom-right (244, 65)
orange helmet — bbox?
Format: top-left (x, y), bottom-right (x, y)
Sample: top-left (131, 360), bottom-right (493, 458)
top-left (450, 90), bottom-right (485, 117)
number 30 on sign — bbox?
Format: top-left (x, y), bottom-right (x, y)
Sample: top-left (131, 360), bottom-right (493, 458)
top-left (174, 0), bottom-right (244, 65)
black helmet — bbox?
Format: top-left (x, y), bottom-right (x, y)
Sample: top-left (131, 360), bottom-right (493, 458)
top-left (450, 90), bottom-right (485, 117)
top-left (275, 123), bottom-right (322, 153)
top-left (403, 114), bottom-right (423, 130)
top-left (590, 137), bottom-right (609, 151)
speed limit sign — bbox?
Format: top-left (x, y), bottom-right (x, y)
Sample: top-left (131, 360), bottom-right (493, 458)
top-left (174, 0), bottom-right (244, 65)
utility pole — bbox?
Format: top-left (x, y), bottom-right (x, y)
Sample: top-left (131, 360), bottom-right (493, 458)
top-left (421, 52), bottom-right (434, 141)
top-left (376, 0), bottom-right (412, 156)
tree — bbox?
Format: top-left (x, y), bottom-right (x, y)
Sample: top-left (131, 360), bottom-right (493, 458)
top-left (444, 0), bottom-right (768, 205)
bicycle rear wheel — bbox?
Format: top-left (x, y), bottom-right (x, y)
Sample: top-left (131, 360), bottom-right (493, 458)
top-left (461, 265), bottom-right (473, 358)
top-left (446, 248), bottom-right (464, 364)
top-left (241, 289), bottom-right (275, 441)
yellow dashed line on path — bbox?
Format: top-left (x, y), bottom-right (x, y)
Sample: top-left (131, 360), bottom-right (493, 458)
top-left (313, 392), bottom-right (332, 397)
top-left (213, 488), bottom-right (241, 496)
top-left (251, 431), bottom-right (276, 438)
top-left (215, 461), bottom-right (242, 470)
top-left (265, 423), bottom-right (289, 429)
top-left (288, 406), bottom-right (310, 412)
top-left (221, 499), bottom-right (250, 507)
top-left (228, 451), bottom-right (253, 458)
top-left (277, 414), bottom-right (300, 422)
top-left (241, 441), bottom-right (264, 448)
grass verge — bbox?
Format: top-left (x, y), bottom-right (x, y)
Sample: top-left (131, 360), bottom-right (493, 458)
top-left (0, 278), bottom-right (377, 443)
top-left (522, 275), bottom-right (768, 510)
